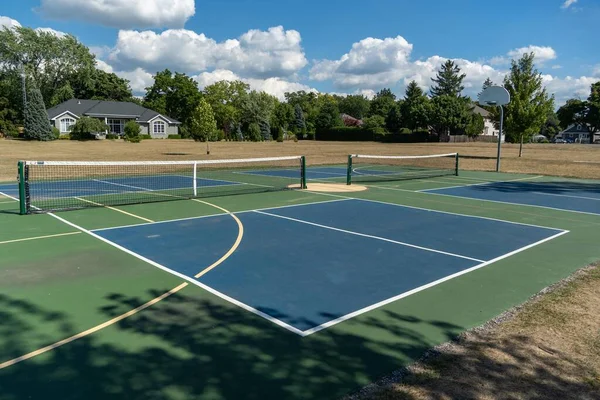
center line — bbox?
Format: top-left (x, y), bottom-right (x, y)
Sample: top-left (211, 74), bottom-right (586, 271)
top-left (253, 210), bottom-right (485, 263)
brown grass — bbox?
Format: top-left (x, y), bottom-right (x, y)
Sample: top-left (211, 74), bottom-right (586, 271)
top-left (347, 264), bottom-right (600, 400)
top-left (1, 139), bottom-right (599, 182)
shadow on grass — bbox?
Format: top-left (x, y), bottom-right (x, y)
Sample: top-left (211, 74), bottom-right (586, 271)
top-left (0, 289), bottom-right (594, 400)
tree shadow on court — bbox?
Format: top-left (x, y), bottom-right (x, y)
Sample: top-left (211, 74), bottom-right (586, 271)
top-left (472, 181), bottom-right (600, 194)
top-left (0, 289), bottom-right (597, 400)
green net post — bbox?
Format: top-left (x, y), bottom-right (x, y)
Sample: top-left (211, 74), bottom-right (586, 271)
top-left (18, 161), bottom-right (27, 215)
top-left (346, 155), bottom-right (353, 185)
top-left (300, 156), bottom-right (307, 189)
top-left (455, 153), bottom-right (459, 176)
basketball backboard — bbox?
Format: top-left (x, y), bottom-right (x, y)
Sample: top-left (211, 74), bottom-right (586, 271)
top-left (478, 85), bottom-right (510, 106)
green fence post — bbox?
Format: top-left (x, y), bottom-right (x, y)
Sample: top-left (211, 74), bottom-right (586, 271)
top-left (300, 156), bottom-right (307, 189)
top-left (18, 161), bottom-right (27, 215)
top-left (346, 155), bottom-right (353, 185)
top-left (455, 153), bottom-right (459, 176)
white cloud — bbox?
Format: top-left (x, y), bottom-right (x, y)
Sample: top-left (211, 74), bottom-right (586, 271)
top-left (0, 16), bottom-right (21, 29)
top-left (38, 0), bottom-right (195, 29)
top-left (507, 45), bottom-right (557, 63)
top-left (96, 60), bottom-right (153, 93)
top-left (551, 65), bottom-right (563, 70)
top-left (543, 75), bottom-right (599, 103)
top-left (194, 69), bottom-right (317, 100)
top-left (108, 26), bottom-right (307, 79)
top-left (562, 0), bottom-right (578, 9)
top-left (593, 65), bottom-right (600, 77)
top-left (35, 27), bottom-right (67, 38)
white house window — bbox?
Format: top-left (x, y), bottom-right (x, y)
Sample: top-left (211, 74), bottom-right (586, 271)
top-left (153, 121), bottom-right (166, 135)
top-left (107, 119), bottom-right (124, 135)
top-left (60, 118), bottom-right (76, 133)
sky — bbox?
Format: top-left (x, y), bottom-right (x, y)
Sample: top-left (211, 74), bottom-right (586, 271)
top-left (1, 0), bottom-right (599, 105)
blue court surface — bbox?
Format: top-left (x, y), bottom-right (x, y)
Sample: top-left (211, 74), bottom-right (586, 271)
top-left (92, 198), bottom-right (567, 335)
top-left (0, 175), bottom-right (241, 199)
top-left (424, 181), bottom-right (600, 216)
top-left (238, 166), bottom-right (398, 181)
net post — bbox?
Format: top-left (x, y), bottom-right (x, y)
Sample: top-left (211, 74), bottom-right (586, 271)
top-left (17, 161), bottom-right (27, 215)
top-left (455, 153), bottom-right (459, 176)
top-left (193, 161), bottom-right (198, 196)
top-left (346, 155), bottom-right (353, 185)
top-left (300, 156), bottom-right (307, 189)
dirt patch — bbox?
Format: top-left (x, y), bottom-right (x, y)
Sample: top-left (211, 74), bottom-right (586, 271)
top-left (1, 140), bottom-right (600, 182)
top-left (346, 263), bottom-right (600, 400)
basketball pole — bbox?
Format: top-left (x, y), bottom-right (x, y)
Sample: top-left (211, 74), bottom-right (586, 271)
top-left (497, 105), bottom-right (503, 172)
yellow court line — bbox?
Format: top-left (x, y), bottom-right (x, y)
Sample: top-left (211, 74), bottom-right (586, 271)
top-left (0, 198), bottom-right (243, 370)
top-left (75, 197), bottom-right (154, 223)
top-left (0, 231), bottom-right (81, 245)
top-left (0, 283), bottom-right (189, 370)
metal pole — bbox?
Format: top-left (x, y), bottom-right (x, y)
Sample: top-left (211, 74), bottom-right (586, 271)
top-left (496, 105), bottom-right (503, 172)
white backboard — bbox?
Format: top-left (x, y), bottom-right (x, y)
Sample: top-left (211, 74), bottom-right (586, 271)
top-left (478, 85), bottom-right (510, 106)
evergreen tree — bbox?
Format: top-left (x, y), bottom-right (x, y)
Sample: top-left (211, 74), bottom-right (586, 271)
top-left (586, 82), bottom-right (600, 135)
top-left (385, 103), bottom-right (403, 133)
top-left (430, 60), bottom-right (466, 98)
top-left (24, 88), bottom-right (53, 141)
top-left (478, 77), bottom-right (494, 98)
top-left (500, 53), bottom-right (554, 155)
top-left (259, 119), bottom-right (271, 140)
top-left (401, 81), bottom-right (431, 132)
top-left (293, 103), bottom-right (306, 133)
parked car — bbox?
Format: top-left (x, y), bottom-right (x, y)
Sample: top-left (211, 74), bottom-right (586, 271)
top-left (553, 138), bottom-right (567, 143)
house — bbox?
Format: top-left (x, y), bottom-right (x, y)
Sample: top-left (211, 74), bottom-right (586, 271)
top-left (555, 123), bottom-right (600, 144)
top-left (470, 104), bottom-right (504, 143)
top-left (340, 113), bottom-right (364, 127)
top-left (47, 99), bottom-right (181, 138)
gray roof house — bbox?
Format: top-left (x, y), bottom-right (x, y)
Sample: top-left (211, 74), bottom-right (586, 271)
top-left (556, 123), bottom-right (600, 144)
top-left (47, 99), bottom-right (181, 139)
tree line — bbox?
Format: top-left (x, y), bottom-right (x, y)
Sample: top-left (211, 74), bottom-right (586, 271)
top-left (2, 25), bottom-right (589, 146)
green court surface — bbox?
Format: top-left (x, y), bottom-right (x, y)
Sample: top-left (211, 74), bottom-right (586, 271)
top-left (1, 170), bottom-right (599, 400)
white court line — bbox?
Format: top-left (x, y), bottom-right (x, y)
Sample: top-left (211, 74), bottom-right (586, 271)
top-left (531, 191), bottom-right (600, 202)
top-left (0, 200), bottom-right (16, 204)
top-left (0, 191), bottom-right (18, 201)
top-left (301, 229), bottom-right (570, 336)
top-left (47, 212), bottom-right (307, 337)
top-left (91, 198), bottom-right (353, 232)
top-left (418, 191), bottom-right (600, 217)
top-left (418, 175), bottom-right (545, 192)
top-left (0, 231), bottom-right (81, 245)
top-left (254, 210), bottom-right (485, 263)
top-left (301, 190), bottom-right (566, 232)
top-left (75, 197), bottom-right (154, 222)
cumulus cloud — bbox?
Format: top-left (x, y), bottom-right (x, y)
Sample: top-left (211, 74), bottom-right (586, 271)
top-left (96, 60), bottom-right (153, 93)
top-left (562, 0), bottom-right (578, 9)
top-left (507, 45), bottom-right (557, 63)
top-left (38, 0), bottom-right (195, 29)
top-left (0, 16), bottom-right (21, 29)
top-left (194, 69), bottom-right (317, 100)
top-left (543, 75), bottom-right (599, 103)
top-left (108, 26), bottom-right (307, 79)
top-left (35, 27), bottom-right (67, 37)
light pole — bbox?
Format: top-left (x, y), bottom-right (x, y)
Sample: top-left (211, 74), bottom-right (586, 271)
top-left (20, 64), bottom-right (27, 120)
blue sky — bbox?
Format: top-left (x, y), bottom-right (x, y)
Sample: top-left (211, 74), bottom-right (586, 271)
top-left (1, 0), bottom-right (599, 105)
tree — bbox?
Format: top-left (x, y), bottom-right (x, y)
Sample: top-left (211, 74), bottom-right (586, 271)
top-left (501, 53), bottom-right (554, 156)
top-left (478, 78), bottom-right (495, 98)
top-left (315, 96), bottom-right (342, 133)
top-left (83, 69), bottom-right (133, 101)
top-left (247, 122), bottom-right (261, 142)
top-left (271, 102), bottom-right (294, 132)
top-left (69, 116), bottom-right (108, 140)
top-left (585, 82), bottom-right (600, 135)
top-left (240, 90), bottom-right (277, 140)
top-left (50, 82), bottom-right (74, 107)
top-left (292, 103), bottom-right (306, 134)
top-left (557, 99), bottom-right (587, 129)
top-left (0, 27), bottom-right (95, 107)
top-left (362, 115), bottom-right (386, 134)
top-left (203, 80), bottom-right (249, 136)
top-left (401, 81), bottom-right (431, 132)
top-left (430, 95), bottom-right (471, 136)
top-left (540, 111), bottom-right (561, 140)
top-left (430, 60), bottom-right (466, 98)
top-left (124, 120), bottom-right (141, 143)
top-left (338, 95), bottom-right (370, 119)
top-left (465, 113), bottom-right (485, 138)
top-left (385, 103), bottom-right (403, 133)
top-left (24, 88), bottom-right (53, 140)
top-left (188, 97), bottom-right (217, 141)
top-left (368, 88), bottom-right (396, 117)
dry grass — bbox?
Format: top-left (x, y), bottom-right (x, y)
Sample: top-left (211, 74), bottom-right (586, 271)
top-left (1, 139), bottom-right (599, 182)
top-left (347, 264), bottom-right (600, 400)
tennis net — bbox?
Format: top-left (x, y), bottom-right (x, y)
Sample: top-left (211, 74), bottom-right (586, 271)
top-left (18, 156), bottom-right (306, 214)
top-left (346, 153), bottom-right (458, 184)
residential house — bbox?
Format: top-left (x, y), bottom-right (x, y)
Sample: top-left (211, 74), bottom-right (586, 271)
top-left (555, 123), bottom-right (600, 143)
top-left (471, 104), bottom-right (504, 143)
top-left (47, 99), bottom-right (181, 138)
top-left (340, 113), bottom-right (364, 127)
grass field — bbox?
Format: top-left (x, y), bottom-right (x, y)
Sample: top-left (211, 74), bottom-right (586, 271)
top-left (0, 139), bottom-right (599, 400)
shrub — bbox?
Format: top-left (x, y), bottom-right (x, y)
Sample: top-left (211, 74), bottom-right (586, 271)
top-left (293, 136), bottom-right (298, 143)
top-left (58, 135), bottom-right (70, 140)
top-left (51, 127), bottom-right (60, 140)
top-left (69, 117), bottom-right (108, 140)
top-left (167, 134), bottom-right (182, 139)
top-left (124, 121), bottom-right (141, 143)
top-left (106, 133), bottom-right (119, 140)
top-left (217, 129), bottom-right (225, 141)
top-left (140, 134), bottom-right (152, 140)
top-left (276, 126), bottom-right (284, 142)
